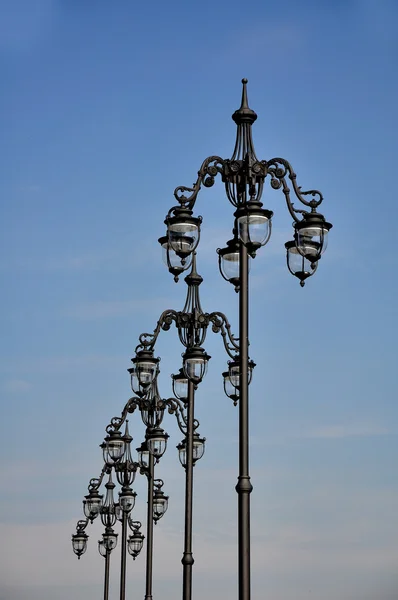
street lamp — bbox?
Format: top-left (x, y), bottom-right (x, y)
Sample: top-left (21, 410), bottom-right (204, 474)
top-left (159, 78), bottom-right (332, 600)
top-left (177, 432), bottom-right (206, 468)
top-left (72, 424), bottom-right (145, 600)
top-left (128, 520), bottom-right (145, 559)
top-left (72, 520), bottom-right (88, 559)
top-left (72, 78), bottom-right (331, 600)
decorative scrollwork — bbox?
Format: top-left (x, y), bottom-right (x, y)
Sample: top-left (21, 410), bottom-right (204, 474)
top-left (209, 311), bottom-right (240, 359)
top-left (87, 463), bottom-right (109, 492)
top-left (266, 157), bottom-right (323, 221)
top-left (173, 155), bottom-right (225, 210)
top-left (105, 398), bottom-right (140, 434)
top-left (135, 310), bottom-right (178, 352)
top-left (75, 518), bottom-right (89, 532)
top-left (162, 396), bottom-right (188, 435)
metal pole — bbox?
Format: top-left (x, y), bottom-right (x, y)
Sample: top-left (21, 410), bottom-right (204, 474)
top-left (104, 549), bottom-right (111, 600)
top-left (120, 509), bottom-right (128, 600)
top-left (182, 379), bottom-right (195, 600)
top-left (144, 452), bottom-right (155, 600)
top-left (237, 242), bottom-right (252, 600)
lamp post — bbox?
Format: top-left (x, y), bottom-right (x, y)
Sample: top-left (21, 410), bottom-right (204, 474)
top-left (72, 424), bottom-right (147, 600)
top-left (72, 78), bottom-right (331, 600)
top-left (158, 79), bottom-right (332, 600)
top-left (128, 251), bottom-right (239, 600)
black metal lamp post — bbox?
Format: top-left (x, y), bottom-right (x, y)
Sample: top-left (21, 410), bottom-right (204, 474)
top-left (72, 79), bottom-right (331, 600)
top-left (114, 421), bottom-right (137, 600)
top-left (158, 79), bottom-right (332, 600)
top-left (72, 423), bottom-right (145, 600)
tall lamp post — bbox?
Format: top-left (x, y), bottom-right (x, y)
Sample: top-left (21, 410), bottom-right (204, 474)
top-left (158, 79), bottom-right (332, 600)
top-left (72, 78), bottom-right (331, 600)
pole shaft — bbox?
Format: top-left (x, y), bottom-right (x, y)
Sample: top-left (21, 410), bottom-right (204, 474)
top-left (237, 242), bottom-right (252, 600)
top-left (120, 509), bottom-right (128, 600)
top-left (104, 550), bottom-right (110, 600)
top-left (144, 452), bottom-right (155, 600)
top-left (182, 380), bottom-right (195, 600)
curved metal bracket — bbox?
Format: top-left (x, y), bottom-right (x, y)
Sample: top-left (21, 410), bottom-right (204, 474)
top-left (105, 397), bottom-right (140, 434)
top-left (266, 157), bottom-right (323, 222)
top-left (135, 309), bottom-right (179, 353)
top-left (173, 155), bottom-right (226, 210)
top-left (87, 462), bottom-right (110, 493)
top-left (208, 311), bottom-right (240, 359)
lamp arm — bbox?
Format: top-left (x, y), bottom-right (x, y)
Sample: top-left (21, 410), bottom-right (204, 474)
top-left (162, 397), bottom-right (188, 435)
top-left (135, 309), bottom-right (179, 353)
top-left (266, 157), bottom-right (324, 221)
top-left (173, 155), bottom-right (226, 210)
top-left (128, 518), bottom-right (142, 532)
top-left (208, 311), bottom-right (240, 358)
top-left (105, 397), bottom-right (141, 434)
top-left (74, 518), bottom-right (89, 534)
top-left (87, 463), bottom-right (110, 493)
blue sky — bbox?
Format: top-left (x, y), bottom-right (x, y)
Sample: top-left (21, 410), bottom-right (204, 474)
top-left (0, 0), bottom-right (397, 598)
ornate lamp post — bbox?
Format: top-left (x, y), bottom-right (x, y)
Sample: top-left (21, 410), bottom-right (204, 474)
top-left (158, 79), bottom-right (332, 600)
top-left (71, 424), bottom-right (147, 600)
top-left (128, 251), bottom-right (241, 600)
top-left (72, 78), bottom-right (331, 600)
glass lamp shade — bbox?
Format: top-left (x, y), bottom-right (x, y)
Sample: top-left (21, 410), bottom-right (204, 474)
top-left (167, 216), bottom-right (200, 258)
top-left (217, 238), bottom-right (240, 289)
top-left (114, 503), bottom-right (122, 522)
top-left (222, 358), bottom-right (254, 404)
top-left (165, 208), bottom-right (201, 258)
top-left (177, 433), bottom-right (206, 468)
top-left (223, 369), bottom-right (239, 404)
top-left (103, 430), bottom-right (125, 463)
top-left (83, 490), bottom-right (103, 522)
top-left (136, 441), bottom-right (150, 469)
top-left (172, 368), bottom-right (189, 401)
top-left (183, 347), bottom-right (210, 384)
top-left (285, 240), bottom-right (317, 286)
top-left (119, 488), bottom-right (137, 513)
top-left (236, 204), bottom-right (273, 250)
top-left (129, 351), bottom-right (159, 395)
top-left (159, 235), bottom-right (192, 280)
top-left (146, 427), bottom-right (169, 459)
top-left (193, 434), bottom-right (206, 462)
top-left (98, 539), bottom-right (107, 558)
top-left (295, 212), bottom-right (332, 262)
top-left (72, 531), bottom-right (88, 559)
top-left (128, 530), bottom-right (144, 559)
top-left (153, 489), bottom-right (169, 522)
top-left (102, 529), bottom-right (118, 552)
